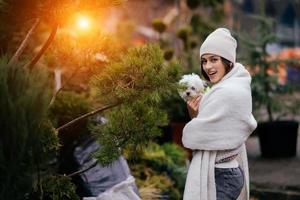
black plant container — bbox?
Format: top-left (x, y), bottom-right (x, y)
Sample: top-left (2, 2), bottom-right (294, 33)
top-left (257, 120), bottom-right (299, 158)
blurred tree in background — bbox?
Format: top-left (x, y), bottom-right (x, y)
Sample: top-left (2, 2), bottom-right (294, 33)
top-left (179, 0), bottom-right (225, 73)
top-left (238, 1), bottom-right (300, 159)
top-left (151, 0), bottom-right (225, 122)
top-left (239, 3), bottom-right (300, 122)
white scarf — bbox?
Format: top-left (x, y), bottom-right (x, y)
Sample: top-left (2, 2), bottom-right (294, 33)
top-left (182, 63), bottom-right (257, 200)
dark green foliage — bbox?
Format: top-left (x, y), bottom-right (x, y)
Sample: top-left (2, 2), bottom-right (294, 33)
top-left (202, 0), bottom-right (223, 7)
top-left (189, 37), bottom-right (198, 49)
top-left (49, 91), bottom-right (91, 127)
top-left (90, 44), bottom-right (181, 165)
top-left (176, 27), bottom-right (192, 45)
top-left (190, 14), bottom-right (215, 41)
top-left (158, 143), bottom-right (188, 194)
top-left (49, 91), bottom-right (92, 175)
top-left (0, 56), bottom-right (60, 200)
top-left (28, 175), bottom-right (79, 200)
top-left (93, 100), bottom-right (168, 165)
top-left (91, 44), bottom-right (181, 106)
top-left (163, 48), bottom-right (174, 61)
top-left (127, 142), bottom-right (188, 199)
top-left (240, 10), bottom-right (300, 121)
top-left (161, 92), bottom-right (190, 122)
top-left (152, 18), bottom-right (167, 34)
top-left (240, 15), bottom-right (276, 122)
top-left (161, 143), bottom-right (187, 166)
top-left (186, 0), bottom-right (200, 10)
top-left (183, 0), bottom-right (224, 44)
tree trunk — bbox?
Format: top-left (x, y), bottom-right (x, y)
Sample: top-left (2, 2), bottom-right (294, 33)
top-left (25, 23), bottom-right (58, 69)
top-left (49, 65), bottom-right (83, 107)
top-left (56, 104), bottom-right (118, 132)
top-left (54, 67), bottom-right (62, 92)
top-left (9, 18), bottom-right (41, 65)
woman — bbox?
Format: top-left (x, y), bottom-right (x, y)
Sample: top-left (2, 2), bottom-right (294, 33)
top-left (182, 28), bottom-right (257, 200)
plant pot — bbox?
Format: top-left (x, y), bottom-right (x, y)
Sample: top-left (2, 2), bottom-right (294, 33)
top-left (256, 120), bottom-right (299, 158)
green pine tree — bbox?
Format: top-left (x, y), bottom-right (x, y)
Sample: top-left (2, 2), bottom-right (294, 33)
top-left (0, 56), bottom-right (62, 199)
top-left (89, 44), bottom-right (181, 165)
top-left (239, 2), bottom-right (300, 122)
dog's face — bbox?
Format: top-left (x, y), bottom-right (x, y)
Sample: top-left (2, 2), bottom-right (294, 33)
top-left (179, 74), bottom-right (206, 102)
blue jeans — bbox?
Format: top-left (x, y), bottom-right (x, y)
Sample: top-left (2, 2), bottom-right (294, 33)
top-left (215, 167), bottom-right (244, 200)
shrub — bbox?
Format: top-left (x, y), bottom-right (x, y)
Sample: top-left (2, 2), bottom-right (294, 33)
top-left (0, 56), bottom-right (60, 199)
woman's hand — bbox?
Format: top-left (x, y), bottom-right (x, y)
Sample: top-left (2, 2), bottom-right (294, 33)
top-left (187, 95), bottom-right (202, 119)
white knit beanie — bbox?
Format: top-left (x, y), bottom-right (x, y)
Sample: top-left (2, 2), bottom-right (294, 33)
top-left (200, 28), bottom-right (237, 63)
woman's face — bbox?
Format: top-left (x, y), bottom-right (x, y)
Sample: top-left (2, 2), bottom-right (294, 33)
top-left (201, 54), bottom-right (226, 84)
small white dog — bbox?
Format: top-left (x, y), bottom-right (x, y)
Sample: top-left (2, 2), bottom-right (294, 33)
top-left (178, 73), bottom-right (206, 102)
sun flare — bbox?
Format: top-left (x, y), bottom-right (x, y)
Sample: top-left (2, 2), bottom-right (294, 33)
top-left (76, 15), bottom-right (91, 30)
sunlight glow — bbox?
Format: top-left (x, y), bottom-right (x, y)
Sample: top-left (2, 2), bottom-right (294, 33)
top-left (76, 16), bottom-right (91, 31)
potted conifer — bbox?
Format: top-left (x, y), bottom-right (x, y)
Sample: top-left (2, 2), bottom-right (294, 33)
top-left (240, 9), bottom-right (300, 158)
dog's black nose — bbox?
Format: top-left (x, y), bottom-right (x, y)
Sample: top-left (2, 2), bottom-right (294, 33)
top-left (186, 92), bottom-right (190, 96)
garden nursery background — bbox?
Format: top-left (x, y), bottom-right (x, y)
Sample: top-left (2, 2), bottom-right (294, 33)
top-left (1, 0), bottom-right (300, 199)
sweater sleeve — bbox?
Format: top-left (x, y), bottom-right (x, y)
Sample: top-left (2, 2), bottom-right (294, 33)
top-left (182, 86), bottom-right (257, 151)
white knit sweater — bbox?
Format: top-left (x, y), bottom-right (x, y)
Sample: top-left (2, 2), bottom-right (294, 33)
top-left (182, 63), bottom-right (257, 200)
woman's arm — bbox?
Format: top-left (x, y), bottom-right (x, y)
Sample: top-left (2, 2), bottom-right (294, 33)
top-left (187, 95), bottom-right (202, 119)
top-left (182, 86), bottom-right (257, 150)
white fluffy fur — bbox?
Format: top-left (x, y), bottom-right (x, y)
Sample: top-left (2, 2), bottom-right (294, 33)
top-left (179, 73), bottom-right (206, 102)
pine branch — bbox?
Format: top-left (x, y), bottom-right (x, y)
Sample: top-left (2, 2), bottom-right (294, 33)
top-left (9, 18), bottom-right (41, 65)
top-left (56, 103), bottom-right (119, 132)
top-left (67, 161), bottom-right (98, 177)
top-left (49, 65), bottom-right (84, 107)
top-left (24, 23), bottom-right (58, 69)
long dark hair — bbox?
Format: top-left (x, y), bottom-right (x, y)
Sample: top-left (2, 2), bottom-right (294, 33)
top-left (200, 57), bottom-right (233, 81)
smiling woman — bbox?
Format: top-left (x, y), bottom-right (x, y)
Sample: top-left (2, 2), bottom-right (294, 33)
top-left (182, 28), bottom-right (257, 200)
top-left (200, 55), bottom-right (233, 84)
